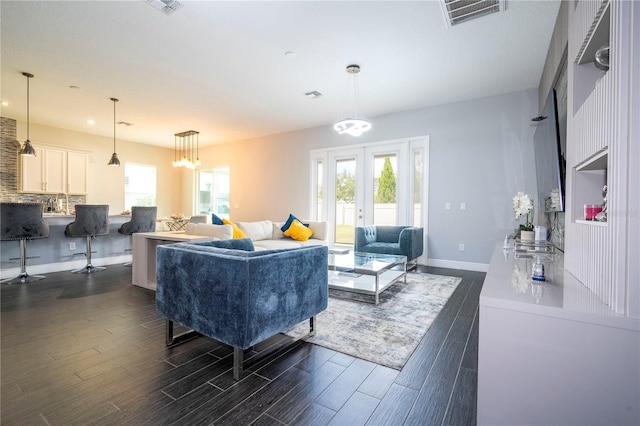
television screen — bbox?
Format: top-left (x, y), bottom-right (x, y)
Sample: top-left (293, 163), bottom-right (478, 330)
top-left (534, 88), bottom-right (566, 212)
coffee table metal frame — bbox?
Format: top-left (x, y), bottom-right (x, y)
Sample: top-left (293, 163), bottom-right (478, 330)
top-left (328, 251), bottom-right (407, 304)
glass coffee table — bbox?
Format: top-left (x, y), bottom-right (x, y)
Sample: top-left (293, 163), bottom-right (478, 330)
top-left (328, 251), bottom-right (407, 304)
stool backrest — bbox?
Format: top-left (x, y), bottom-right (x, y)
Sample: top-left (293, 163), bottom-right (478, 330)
top-left (65, 204), bottom-right (110, 237)
top-left (0, 202), bottom-right (50, 241)
top-left (118, 206), bottom-right (157, 234)
top-left (189, 215), bottom-right (207, 224)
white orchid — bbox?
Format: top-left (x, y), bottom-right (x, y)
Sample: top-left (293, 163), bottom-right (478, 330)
top-left (513, 192), bottom-right (534, 231)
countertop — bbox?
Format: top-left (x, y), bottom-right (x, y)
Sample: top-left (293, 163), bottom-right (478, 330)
top-left (480, 243), bottom-right (639, 331)
top-left (43, 214), bottom-right (132, 224)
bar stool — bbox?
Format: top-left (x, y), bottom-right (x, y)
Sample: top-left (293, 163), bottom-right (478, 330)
top-left (65, 204), bottom-right (109, 273)
top-left (1, 202), bottom-right (50, 284)
top-left (118, 206), bottom-right (157, 266)
top-left (189, 215), bottom-right (207, 224)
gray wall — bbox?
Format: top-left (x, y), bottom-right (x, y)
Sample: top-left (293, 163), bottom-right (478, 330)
top-left (365, 89), bottom-right (539, 265)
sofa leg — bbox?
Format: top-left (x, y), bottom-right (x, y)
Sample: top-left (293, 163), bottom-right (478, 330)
top-left (233, 347), bottom-right (244, 381)
top-left (165, 320), bottom-right (201, 347)
top-left (309, 315), bottom-right (316, 337)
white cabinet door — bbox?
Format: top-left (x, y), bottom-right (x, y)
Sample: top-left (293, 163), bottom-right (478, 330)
top-left (20, 147), bottom-right (46, 192)
top-left (20, 147), bottom-right (67, 193)
top-left (44, 148), bottom-right (66, 193)
top-left (67, 151), bottom-right (88, 194)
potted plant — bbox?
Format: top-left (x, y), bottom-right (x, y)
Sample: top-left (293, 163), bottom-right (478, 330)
top-left (513, 192), bottom-right (534, 241)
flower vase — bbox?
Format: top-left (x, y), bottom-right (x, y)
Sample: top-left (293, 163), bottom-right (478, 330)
top-left (520, 230), bottom-right (535, 241)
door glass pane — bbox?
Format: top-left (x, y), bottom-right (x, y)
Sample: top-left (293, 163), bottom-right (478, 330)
top-left (198, 167), bottom-right (230, 219)
top-left (373, 154), bottom-right (397, 225)
top-left (335, 158), bottom-right (356, 244)
top-left (316, 160), bottom-right (323, 220)
top-left (198, 170), bottom-right (213, 214)
top-left (413, 150), bottom-right (422, 226)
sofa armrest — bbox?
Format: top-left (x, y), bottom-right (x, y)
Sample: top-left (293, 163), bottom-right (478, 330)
top-left (399, 227), bottom-right (424, 261)
top-left (355, 226), bottom-right (377, 252)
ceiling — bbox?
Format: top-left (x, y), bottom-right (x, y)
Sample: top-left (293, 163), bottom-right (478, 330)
top-left (1, 1), bottom-right (561, 149)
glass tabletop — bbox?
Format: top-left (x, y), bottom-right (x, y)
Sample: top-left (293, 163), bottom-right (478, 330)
top-left (328, 251), bottom-right (406, 274)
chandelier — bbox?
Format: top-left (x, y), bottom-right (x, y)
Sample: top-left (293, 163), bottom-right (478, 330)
top-left (172, 130), bottom-right (200, 169)
top-left (334, 64), bottom-right (371, 137)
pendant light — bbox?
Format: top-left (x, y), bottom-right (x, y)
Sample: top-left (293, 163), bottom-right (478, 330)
top-left (334, 64), bottom-right (372, 137)
top-left (107, 97), bottom-right (121, 166)
top-left (172, 130), bottom-right (200, 169)
top-left (18, 72), bottom-right (37, 156)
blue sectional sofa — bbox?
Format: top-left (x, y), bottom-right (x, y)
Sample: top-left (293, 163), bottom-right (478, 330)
top-left (155, 238), bottom-right (328, 380)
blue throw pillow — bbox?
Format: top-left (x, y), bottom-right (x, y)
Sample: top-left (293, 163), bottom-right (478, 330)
top-left (280, 213), bottom-right (309, 232)
top-left (192, 238), bottom-right (255, 251)
top-left (212, 213), bottom-right (224, 225)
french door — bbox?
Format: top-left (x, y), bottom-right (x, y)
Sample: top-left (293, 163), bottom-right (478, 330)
top-left (315, 138), bottom-right (427, 248)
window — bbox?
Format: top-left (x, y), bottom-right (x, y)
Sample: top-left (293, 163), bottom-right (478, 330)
top-left (124, 163), bottom-right (156, 209)
top-left (198, 167), bottom-right (230, 219)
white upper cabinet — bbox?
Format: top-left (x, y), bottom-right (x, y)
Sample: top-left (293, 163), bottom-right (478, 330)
top-left (20, 146), bottom-right (88, 195)
top-left (67, 151), bottom-right (88, 195)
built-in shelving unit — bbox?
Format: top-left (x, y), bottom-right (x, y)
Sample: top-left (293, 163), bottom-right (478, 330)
top-left (572, 1), bottom-right (610, 114)
top-left (573, 147), bottom-right (607, 223)
top-left (566, 0), bottom-right (638, 318)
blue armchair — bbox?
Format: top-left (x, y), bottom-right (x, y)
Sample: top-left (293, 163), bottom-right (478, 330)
top-left (355, 225), bottom-right (424, 268)
top-left (156, 239), bottom-right (328, 380)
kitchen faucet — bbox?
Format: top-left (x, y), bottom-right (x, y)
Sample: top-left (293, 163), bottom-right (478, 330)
top-left (56, 193), bottom-right (70, 214)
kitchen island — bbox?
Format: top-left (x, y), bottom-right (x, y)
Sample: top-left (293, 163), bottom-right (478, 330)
top-left (0, 214), bottom-right (140, 278)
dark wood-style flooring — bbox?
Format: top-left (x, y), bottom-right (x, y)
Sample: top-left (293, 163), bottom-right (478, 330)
top-left (1, 264), bottom-right (485, 425)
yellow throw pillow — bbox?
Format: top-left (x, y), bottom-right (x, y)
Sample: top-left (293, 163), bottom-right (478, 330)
top-left (284, 219), bottom-right (314, 241)
top-left (222, 218), bottom-right (247, 239)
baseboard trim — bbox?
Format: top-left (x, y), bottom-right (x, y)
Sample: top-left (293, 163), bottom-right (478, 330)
top-left (425, 258), bottom-right (489, 273)
top-left (1, 255), bottom-right (132, 279)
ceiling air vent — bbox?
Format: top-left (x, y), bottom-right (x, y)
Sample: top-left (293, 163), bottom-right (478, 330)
top-left (440, 0), bottom-right (505, 27)
top-left (146, 0), bottom-right (184, 16)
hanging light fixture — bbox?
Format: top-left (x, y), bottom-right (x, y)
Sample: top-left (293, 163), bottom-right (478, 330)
top-left (107, 97), bottom-right (121, 167)
top-left (18, 72), bottom-right (37, 156)
top-left (172, 130), bottom-right (200, 169)
top-left (334, 64), bottom-right (372, 137)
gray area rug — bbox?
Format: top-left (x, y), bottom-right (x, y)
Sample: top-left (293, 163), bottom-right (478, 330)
top-left (286, 272), bottom-right (461, 370)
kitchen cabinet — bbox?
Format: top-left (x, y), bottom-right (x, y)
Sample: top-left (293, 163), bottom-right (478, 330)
top-left (20, 146), bottom-right (89, 195)
top-left (20, 146), bottom-right (66, 193)
top-left (66, 151), bottom-right (88, 194)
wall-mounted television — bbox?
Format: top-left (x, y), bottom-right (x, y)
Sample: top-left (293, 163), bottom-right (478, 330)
top-left (533, 88), bottom-right (566, 212)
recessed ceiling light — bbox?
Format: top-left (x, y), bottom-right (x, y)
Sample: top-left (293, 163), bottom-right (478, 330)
top-left (285, 51), bottom-right (296, 58)
top-left (69, 85), bottom-right (80, 90)
top-left (305, 91), bottom-right (323, 99)
top-left (117, 121), bottom-right (133, 127)
top-left (87, 119), bottom-right (95, 125)
top-left (1, 101), bottom-right (9, 106)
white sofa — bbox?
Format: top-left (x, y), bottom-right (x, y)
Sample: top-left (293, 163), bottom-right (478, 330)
top-left (184, 220), bottom-right (328, 250)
